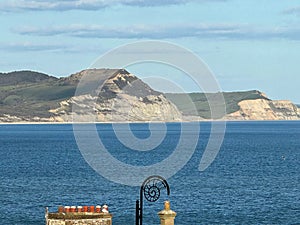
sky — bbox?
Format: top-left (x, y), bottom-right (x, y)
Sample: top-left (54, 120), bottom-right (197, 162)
top-left (0, 0), bottom-right (300, 103)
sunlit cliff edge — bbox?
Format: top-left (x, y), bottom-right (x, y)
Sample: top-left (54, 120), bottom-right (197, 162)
top-left (223, 99), bottom-right (300, 121)
top-left (0, 69), bottom-right (299, 123)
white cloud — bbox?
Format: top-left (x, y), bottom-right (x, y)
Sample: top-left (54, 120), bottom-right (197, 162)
top-left (0, 41), bottom-right (108, 53)
top-left (0, 0), bottom-right (225, 12)
top-left (0, 42), bottom-right (69, 52)
top-left (13, 23), bottom-right (300, 41)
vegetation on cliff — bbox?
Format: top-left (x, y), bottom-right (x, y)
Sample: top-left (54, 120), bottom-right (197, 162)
top-left (165, 90), bottom-right (270, 119)
top-left (0, 70), bottom-right (299, 122)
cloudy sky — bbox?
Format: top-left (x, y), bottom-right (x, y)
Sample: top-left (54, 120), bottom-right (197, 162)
top-left (0, 0), bottom-right (300, 102)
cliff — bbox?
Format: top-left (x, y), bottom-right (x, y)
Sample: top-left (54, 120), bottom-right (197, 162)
top-left (0, 69), bottom-right (181, 123)
top-left (49, 69), bottom-right (181, 122)
top-left (0, 70), bottom-right (299, 122)
top-left (166, 91), bottom-right (300, 121)
top-left (224, 99), bottom-right (300, 120)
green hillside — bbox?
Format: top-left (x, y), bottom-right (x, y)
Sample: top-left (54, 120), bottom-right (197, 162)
top-left (0, 71), bottom-right (77, 117)
top-left (0, 70), bottom-right (277, 120)
top-left (165, 90), bottom-right (269, 119)
top-left (0, 70), bottom-right (56, 86)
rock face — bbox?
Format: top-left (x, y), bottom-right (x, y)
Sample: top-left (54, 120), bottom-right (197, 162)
top-left (50, 69), bottom-right (182, 122)
top-left (224, 99), bottom-right (300, 120)
top-left (0, 69), bottom-right (299, 122)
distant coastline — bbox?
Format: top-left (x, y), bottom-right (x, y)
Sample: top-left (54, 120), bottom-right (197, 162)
top-left (1, 119), bottom-right (300, 125)
top-left (1, 69), bottom-right (299, 123)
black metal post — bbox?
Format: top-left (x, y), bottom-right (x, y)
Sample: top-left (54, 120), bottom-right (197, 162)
top-left (135, 200), bottom-right (140, 225)
top-left (140, 186), bottom-right (143, 225)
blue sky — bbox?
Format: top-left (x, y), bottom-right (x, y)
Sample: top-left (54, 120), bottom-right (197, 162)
top-left (0, 0), bottom-right (300, 102)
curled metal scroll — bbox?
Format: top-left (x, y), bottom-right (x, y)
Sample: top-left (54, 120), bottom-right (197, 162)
top-left (142, 176), bottom-right (170, 202)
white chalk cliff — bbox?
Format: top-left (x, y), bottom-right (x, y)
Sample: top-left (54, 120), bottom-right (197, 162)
top-left (0, 69), bottom-right (299, 122)
top-left (50, 69), bottom-right (182, 122)
top-left (224, 99), bottom-right (300, 120)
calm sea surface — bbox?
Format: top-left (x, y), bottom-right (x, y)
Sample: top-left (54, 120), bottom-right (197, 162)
top-left (0, 122), bottom-right (299, 225)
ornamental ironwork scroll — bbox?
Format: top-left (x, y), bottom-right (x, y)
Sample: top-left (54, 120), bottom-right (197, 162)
top-left (136, 175), bottom-right (170, 225)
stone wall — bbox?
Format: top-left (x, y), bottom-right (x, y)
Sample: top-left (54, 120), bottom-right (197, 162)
top-left (47, 218), bottom-right (111, 225)
top-left (46, 206), bottom-right (112, 225)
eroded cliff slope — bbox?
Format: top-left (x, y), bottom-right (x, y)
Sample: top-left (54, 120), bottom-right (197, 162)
top-left (0, 69), bottom-right (182, 122)
top-left (0, 70), bottom-right (299, 122)
top-left (224, 99), bottom-right (300, 120)
top-left (50, 69), bottom-right (182, 122)
top-left (166, 90), bottom-right (300, 121)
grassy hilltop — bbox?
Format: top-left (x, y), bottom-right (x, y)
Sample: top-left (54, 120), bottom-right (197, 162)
top-left (165, 91), bottom-right (269, 119)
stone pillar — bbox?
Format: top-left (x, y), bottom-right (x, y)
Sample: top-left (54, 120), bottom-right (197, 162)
top-left (158, 201), bottom-right (176, 225)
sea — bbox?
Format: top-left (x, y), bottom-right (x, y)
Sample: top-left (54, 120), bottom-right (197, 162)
top-left (0, 121), bottom-right (299, 225)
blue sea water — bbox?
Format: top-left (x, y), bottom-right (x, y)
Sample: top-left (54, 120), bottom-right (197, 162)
top-left (0, 121), bottom-right (299, 225)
